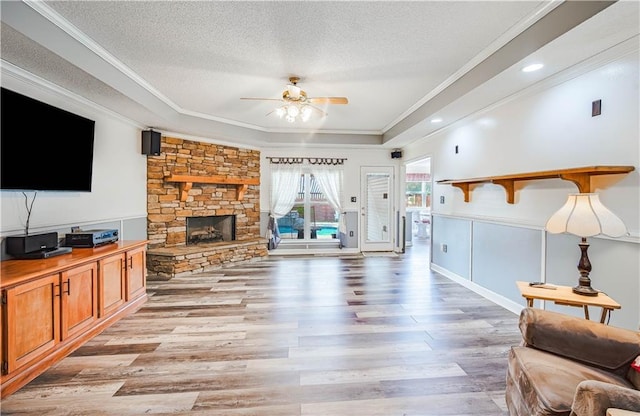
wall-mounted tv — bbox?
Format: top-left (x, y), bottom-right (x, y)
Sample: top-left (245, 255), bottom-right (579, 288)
top-left (1, 87), bottom-right (96, 192)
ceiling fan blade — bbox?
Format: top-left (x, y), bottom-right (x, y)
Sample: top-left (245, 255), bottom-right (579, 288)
top-left (240, 97), bottom-right (283, 102)
top-left (307, 97), bottom-right (349, 105)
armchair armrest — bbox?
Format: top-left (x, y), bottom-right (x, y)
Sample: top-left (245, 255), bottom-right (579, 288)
top-left (571, 380), bottom-right (640, 416)
top-left (519, 308), bottom-right (640, 373)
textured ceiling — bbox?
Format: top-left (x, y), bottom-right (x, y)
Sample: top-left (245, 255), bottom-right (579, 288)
top-left (1, 1), bottom-right (637, 148)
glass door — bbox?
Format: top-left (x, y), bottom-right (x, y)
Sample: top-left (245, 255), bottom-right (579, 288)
top-left (360, 166), bottom-right (394, 252)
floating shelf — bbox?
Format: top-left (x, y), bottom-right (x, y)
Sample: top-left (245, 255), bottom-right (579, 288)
top-left (164, 174), bottom-right (260, 202)
top-left (437, 165), bottom-right (635, 204)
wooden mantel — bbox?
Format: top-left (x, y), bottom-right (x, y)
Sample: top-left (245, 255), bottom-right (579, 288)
top-left (437, 165), bottom-right (635, 204)
top-left (164, 174), bottom-right (260, 202)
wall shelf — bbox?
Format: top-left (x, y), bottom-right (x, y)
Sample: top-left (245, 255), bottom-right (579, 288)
top-left (164, 174), bottom-right (260, 202)
top-left (437, 165), bottom-right (635, 204)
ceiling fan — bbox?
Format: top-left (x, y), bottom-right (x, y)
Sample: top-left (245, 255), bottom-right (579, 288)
top-left (241, 76), bottom-right (348, 122)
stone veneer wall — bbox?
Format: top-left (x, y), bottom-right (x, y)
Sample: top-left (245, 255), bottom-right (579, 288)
top-left (146, 136), bottom-right (267, 276)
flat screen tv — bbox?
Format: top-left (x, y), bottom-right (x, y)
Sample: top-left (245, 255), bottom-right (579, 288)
top-left (1, 87), bottom-right (95, 192)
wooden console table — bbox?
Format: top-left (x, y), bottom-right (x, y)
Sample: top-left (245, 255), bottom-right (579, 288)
top-left (0, 240), bottom-right (148, 397)
top-left (516, 281), bottom-right (621, 324)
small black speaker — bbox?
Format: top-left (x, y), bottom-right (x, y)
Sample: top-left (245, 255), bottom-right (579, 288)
top-left (6, 232), bottom-right (59, 256)
top-left (391, 150), bottom-right (402, 159)
top-left (141, 130), bottom-right (161, 155)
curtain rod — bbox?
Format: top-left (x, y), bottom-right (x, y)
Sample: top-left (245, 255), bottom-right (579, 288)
top-left (267, 157), bottom-right (347, 165)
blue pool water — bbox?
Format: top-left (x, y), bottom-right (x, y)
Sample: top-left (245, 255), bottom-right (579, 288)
top-left (278, 225), bottom-right (338, 236)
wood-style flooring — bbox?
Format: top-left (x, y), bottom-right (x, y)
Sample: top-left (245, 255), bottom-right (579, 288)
top-left (1, 239), bottom-right (522, 415)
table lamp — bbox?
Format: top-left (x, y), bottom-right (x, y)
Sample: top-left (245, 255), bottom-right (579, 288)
top-left (545, 193), bottom-right (627, 296)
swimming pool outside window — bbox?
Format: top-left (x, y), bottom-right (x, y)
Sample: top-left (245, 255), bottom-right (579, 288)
top-left (277, 173), bottom-right (339, 240)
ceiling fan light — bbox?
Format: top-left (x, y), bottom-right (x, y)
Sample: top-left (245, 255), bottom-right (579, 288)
top-left (285, 115), bottom-right (295, 123)
top-left (287, 105), bottom-right (300, 117)
top-left (275, 107), bottom-right (286, 118)
top-left (301, 106), bottom-right (312, 122)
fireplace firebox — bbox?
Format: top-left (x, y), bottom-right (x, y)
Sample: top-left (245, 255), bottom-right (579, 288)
top-left (186, 215), bottom-right (236, 245)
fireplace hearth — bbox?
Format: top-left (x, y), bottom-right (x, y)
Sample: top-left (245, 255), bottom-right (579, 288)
top-left (186, 215), bottom-right (236, 245)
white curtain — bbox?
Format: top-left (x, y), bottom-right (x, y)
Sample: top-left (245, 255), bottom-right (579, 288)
top-left (267, 163), bottom-right (303, 249)
top-left (311, 165), bottom-right (345, 233)
top-left (269, 163), bottom-right (303, 218)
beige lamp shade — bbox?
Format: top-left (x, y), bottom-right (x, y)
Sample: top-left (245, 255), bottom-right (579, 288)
top-left (545, 193), bottom-right (627, 237)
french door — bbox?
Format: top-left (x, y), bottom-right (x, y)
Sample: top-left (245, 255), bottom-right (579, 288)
top-left (360, 166), bottom-right (394, 252)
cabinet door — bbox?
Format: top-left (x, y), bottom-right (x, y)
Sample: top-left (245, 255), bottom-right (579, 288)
top-left (4, 274), bottom-right (60, 373)
top-left (60, 263), bottom-right (98, 340)
top-left (98, 253), bottom-right (126, 317)
top-left (126, 246), bottom-right (146, 301)
top-left (1, 295), bottom-right (3, 374)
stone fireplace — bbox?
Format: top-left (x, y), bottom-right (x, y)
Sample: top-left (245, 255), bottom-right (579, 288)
top-left (145, 136), bottom-right (267, 278)
top-left (186, 215), bottom-right (236, 244)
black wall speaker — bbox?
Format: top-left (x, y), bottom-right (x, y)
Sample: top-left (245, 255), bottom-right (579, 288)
top-left (391, 150), bottom-right (402, 159)
top-left (141, 130), bottom-right (161, 155)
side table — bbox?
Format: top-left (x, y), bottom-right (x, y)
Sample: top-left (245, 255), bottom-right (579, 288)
top-left (516, 281), bottom-right (621, 324)
top-left (607, 409), bottom-right (640, 416)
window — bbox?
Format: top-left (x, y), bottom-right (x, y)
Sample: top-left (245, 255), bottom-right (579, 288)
top-left (405, 173), bottom-right (431, 209)
top-left (277, 173), bottom-right (339, 240)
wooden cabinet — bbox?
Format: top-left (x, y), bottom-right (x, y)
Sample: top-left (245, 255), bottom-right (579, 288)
top-left (4, 274), bottom-right (60, 374)
top-left (3, 263), bottom-right (99, 374)
top-left (126, 246), bottom-right (146, 301)
top-left (61, 262), bottom-right (99, 340)
top-left (0, 240), bottom-right (147, 397)
top-left (98, 253), bottom-right (126, 317)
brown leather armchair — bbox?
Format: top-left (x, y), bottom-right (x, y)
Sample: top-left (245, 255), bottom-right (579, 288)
top-left (506, 307), bottom-right (640, 416)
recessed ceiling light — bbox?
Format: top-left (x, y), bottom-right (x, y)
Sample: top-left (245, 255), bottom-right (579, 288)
top-left (522, 63), bottom-right (544, 73)
top-left (430, 118), bottom-right (443, 123)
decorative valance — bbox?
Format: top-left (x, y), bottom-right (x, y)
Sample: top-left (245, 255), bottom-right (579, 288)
top-left (267, 157), bottom-right (346, 166)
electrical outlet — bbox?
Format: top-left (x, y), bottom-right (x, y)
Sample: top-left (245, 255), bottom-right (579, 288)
top-left (440, 195), bottom-right (445, 204)
top-left (349, 231), bottom-right (354, 237)
top-left (351, 196), bottom-right (357, 202)
top-left (441, 243), bottom-right (448, 253)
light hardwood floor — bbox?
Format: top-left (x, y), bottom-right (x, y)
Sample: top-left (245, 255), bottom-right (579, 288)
top-left (1, 238), bottom-right (522, 415)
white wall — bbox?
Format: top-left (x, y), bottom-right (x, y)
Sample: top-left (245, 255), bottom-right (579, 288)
top-left (403, 49), bottom-right (640, 330)
top-left (0, 77), bottom-right (147, 242)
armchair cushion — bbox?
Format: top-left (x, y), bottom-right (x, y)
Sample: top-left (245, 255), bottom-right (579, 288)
top-left (519, 307), bottom-right (640, 375)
